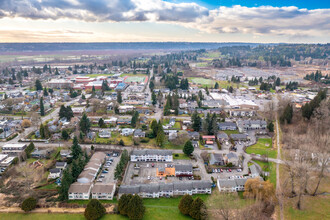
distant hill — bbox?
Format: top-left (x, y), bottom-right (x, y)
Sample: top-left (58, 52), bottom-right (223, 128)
top-left (0, 42), bottom-right (261, 52)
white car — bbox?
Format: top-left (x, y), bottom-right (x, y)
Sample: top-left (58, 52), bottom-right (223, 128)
top-left (147, 176), bottom-right (151, 180)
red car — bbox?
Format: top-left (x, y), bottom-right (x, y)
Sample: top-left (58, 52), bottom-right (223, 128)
top-left (152, 163), bottom-right (155, 167)
top-left (228, 169), bottom-right (232, 172)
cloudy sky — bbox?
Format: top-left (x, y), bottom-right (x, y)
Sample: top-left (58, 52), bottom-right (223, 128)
top-left (0, 0), bottom-right (329, 43)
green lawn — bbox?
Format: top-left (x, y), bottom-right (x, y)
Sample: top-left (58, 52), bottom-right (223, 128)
top-left (173, 153), bottom-right (190, 160)
top-left (163, 140), bottom-right (184, 150)
top-left (223, 130), bottom-right (239, 135)
top-left (253, 160), bottom-right (276, 186)
top-left (246, 138), bottom-right (277, 159)
top-left (188, 77), bottom-right (214, 86)
top-left (2, 195), bottom-right (211, 220)
top-left (38, 183), bottom-right (58, 190)
top-left (173, 122), bottom-right (181, 129)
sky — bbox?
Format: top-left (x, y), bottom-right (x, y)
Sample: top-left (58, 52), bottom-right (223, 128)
top-left (0, 0), bottom-right (329, 43)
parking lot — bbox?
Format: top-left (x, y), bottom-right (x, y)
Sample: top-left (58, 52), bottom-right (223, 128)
top-left (96, 151), bottom-right (121, 184)
top-left (122, 160), bottom-right (203, 185)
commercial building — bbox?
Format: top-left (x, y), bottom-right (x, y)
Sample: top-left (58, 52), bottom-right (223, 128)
top-left (1, 144), bottom-right (27, 155)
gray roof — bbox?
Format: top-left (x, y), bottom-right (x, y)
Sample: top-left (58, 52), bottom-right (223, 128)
top-left (218, 122), bottom-right (237, 129)
top-left (235, 178), bottom-right (248, 186)
top-left (134, 129), bottom-right (145, 136)
top-left (227, 152), bottom-right (238, 159)
top-left (92, 183), bottom-right (115, 194)
top-left (118, 185), bottom-right (140, 194)
top-left (209, 153), bottom-right (224, 165)
top-left (69, 182), bottom-right (92, 193)
top-left (230, 133), bottom-right (248, 140)
top-left (56, 162), bottom-right (67, 167)
top-left (159, 183), bottom-right (173, 191)
top-left (218, 179), bottom-right (236, 188)
top-left (217, 132), bottom-right (229, 139)
top-left (192, 181), bottom-right (212, 189)
top-left (49, 168), bottom-right (61, 174)
top-left (249, 164), bottom-right (259, 176)
top-left (131, 149), bottom-right (172, 156)
top-left (140, 184), bottom-right (159, 193)
top-left (175, 164), bottom-right (193, 172)
top-left (174, 182), bottom-right (193, 190)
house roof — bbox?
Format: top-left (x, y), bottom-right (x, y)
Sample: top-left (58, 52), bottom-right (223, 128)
top-left (175, 164), bottom-right (193, 172)
top-left (217, 132), bottom-right (229, 139)
top-left (91, 183), bottom-right (115, 194)
top-left (49, 168), bottom-right (61, 174)
top-left (69, 182), bottom-right (92, 193)
top-left (140, 184), bottom-right (159, 193)
top-left (118, 185), bottom-right (140, 194)
top-left (218, 179), bottom-right (236, 188)
top-left (174, 182), bottom-right (193, 190)
top-left (227, 152), bottom-right (238, 159)
top-left (55, 162), bottom-right (67, 167)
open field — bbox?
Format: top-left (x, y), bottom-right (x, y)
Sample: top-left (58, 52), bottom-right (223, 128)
top-left (246, 138), bottom-right (276, 159)
top-left (173, 153), bottom-right (190, 160)
top-left (124, 76), bottom-right (147, 83)
top-left (188, 77), bottom-right (214, 86)
top-left (223, 130), bottom-right (239, 135)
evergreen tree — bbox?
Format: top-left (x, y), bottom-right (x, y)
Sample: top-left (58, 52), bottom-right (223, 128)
top-left (35, 79), bottom-right (43, 91)
top-left (61, 129), bottom-right (69, 140)
top-left (43, 88), bottom-right (49, 96)
top-left (149, 80), bottom-right (155, 91)
top-left (178, 195), bottom-right (193, 215)
top-left (117, 91), bottom-right (123, 104)
top-left (58, 169), bottom-right (73, 201)
top-left (21, 197), bottom-right (37, 212)
top-left (189, 198), bottom-right (206, 220)
top-left (280, 104), bottom-right (293, 124)
top-left (156, 121), bottom-right (165, 147)
top-left (84, 199), bottom-right (106, 220)
top-left (127, 195), bottom-right (145, 220)
top-left (275, 77), bottom-right (281, 86)
top-left (39, 97), bottom-right (45, 116)
top-left (71, 136), bottom-right (83, 160)
top-left (267, 121), bottom-right (274, 132)
top-left (48, 88), bottom-right (54, 96)
top-left (118, 194), bottom-right (133, 216)
top-left (92, 85), bottom-right (96, 96)
top-left (71, 159), bottom-right (80, 180)
top-left (25, 142), bottom-right (35, 158)
top-left (39, 124), bottom-right (45, 139)
top-left (131, 111), bottom-right (139, 128)
top-left (152, 91), bottom-right (157, 105)
top-left (101, 80), bottom-right (110, 92)
top-left (191, 111), bottom-right (201, 131)
top-left (80, 113), bottom-right (91, 134)
top-left (150, 119), bottom-right (158, 137)
top-left (98, 118), bottom-right (105, 128)
top-left (183, 140), bottom-right (194, 156)
top-left (214, 82), bottom-right (219, 89)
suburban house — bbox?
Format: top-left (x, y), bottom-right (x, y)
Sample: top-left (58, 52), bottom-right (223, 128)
top-left (218, 177), bottom-right (263, 192)
top-left (60, 149), bottom-right (72, 158)
top-left (209, 153), bottom-right (225, 166)
top-left (117, 118), bottom-right (131, 125)
top-left (237, 120), bottom-right (267, 132)
top-left (192, 140), bottom-right (199, 148)
top-left (99, 129), bottom-right (111, 138)
top-left (229, 109), bottom-right (255, 117)
top-left (188, 131), bottom-right (200, 140)
top-left (91, 183), bottom-right (116, 200)
top-left (230, 133), bottom-right (249, 141)
top-left (1, 144), bottom-right (27, 155)
top-left (48, 168), bottom-right (62, 179)
top-left (121, 128), bottom-right (134, 136)
top-left (133, 129), bottom-right (146, 138)
top-left (30, 148), bottom-right (52, 158)
top-left (68, 182), bottom-right (93, 200)
top-left (249, 164), bottom-right (261, 178)
top-left (225, 152), bottom-right (239, 166)
top-left (202, 136), bottom-right (216, 145)
top-left (217, 132), bottom-right (229, 143)
top-left (130, 149), bottom-right (173, 162)
top-left (118, 105), bottom-right (134, 113)
top-left (175, 164), bottom-right (193, 177)
top-left (118, 181), bottom-right (212, 198)
top-left (55, 162), bottom-right (68, 170)
top-left (218, 122), bottom-right (237, 130)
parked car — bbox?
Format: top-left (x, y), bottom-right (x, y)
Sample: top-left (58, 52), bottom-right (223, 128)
top-left (147, 176), bottom-right (151, 180)
top-left (228, 169), bottom-right (232, 172)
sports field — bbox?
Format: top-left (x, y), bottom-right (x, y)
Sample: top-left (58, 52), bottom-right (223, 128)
top-left (124, 76), bottom-right (147, 83)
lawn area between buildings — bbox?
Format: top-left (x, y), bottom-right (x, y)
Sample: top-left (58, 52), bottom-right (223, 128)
top-left (223, 130), bottom-right (239, 135)
top-left (253, 160), bottom-right (276, 186)
top-left (188, 77), bottom-right (214, 86)
top-left (246, 138), bottom-right (277, 159)
top-left (173, 153), bottom-right (190, 160)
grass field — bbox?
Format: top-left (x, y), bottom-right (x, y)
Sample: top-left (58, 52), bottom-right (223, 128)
top-left (173, 122), bottom-right (181, 129)
top-left (85, 74), bottom-right (112, 78)
top-left (123, 75), bottom-right (147, 83)
top-left (246, 138), bottom-right (277, 159)
top-left (0, 195), bottom-right (210, 220)
top-left (188, 77), bottom-right (214, 86)
top-left (163, 140), bottom-right (184, 150)
top-left (173, 153), bottom-right (190, 160)
top-left (253, 160), bottom-right (276, 186)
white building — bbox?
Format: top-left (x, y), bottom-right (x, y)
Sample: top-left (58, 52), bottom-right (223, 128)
top-left (130, 149), bottom-right (173, 162)
top-left (1, 144), bottom-right (27, 155)
top-left (68, 182), bottom-right (93, 200)
top-left (91, 183), bottom-right (116, 200)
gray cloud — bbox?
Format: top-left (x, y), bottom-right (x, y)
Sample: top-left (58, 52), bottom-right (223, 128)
top-left (0, 1), bottom-right (329, 40)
